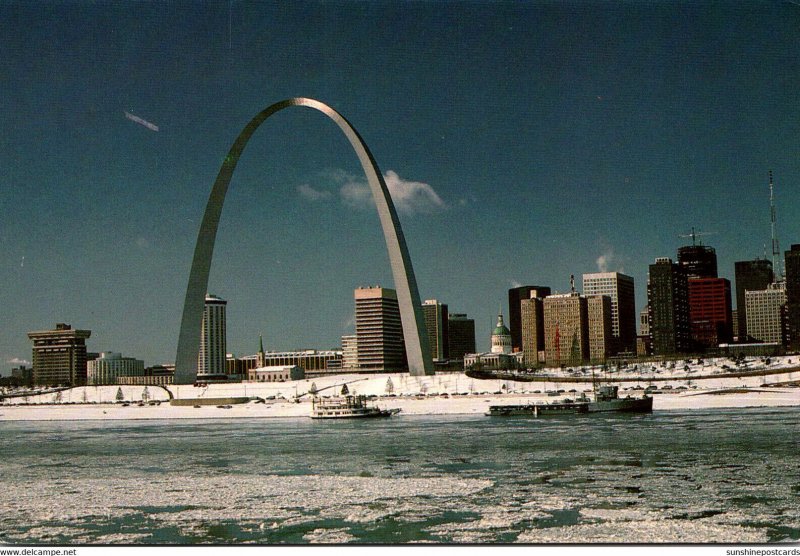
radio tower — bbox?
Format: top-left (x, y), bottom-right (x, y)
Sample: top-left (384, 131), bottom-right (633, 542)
top-left (769, 170), bottom-right (783, 281)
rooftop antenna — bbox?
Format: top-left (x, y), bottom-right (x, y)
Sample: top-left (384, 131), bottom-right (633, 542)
top-left (769, 170), bottom-right (783, 281)
top-left (570, 274), bottom-right (575, 294)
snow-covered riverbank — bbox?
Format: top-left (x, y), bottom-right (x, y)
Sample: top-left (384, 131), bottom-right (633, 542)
top-left (1, 357), bottom-right (798, 421)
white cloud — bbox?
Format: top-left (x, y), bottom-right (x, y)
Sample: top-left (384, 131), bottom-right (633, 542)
top-left (383, 170), bottom-right (445, 214)
top-left (335, 170), bottom-right (445, 214)
top-left (510, 280), bottom-right (523, 289)
top-left (339, 179), bottom-right (373, 207)
top-left (6, 357), bottom-right (30, 366)
top-left (297, 184), bottom-right (332, 202)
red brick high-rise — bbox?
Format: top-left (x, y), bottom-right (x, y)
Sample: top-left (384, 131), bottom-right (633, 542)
top-left (688, 278), bottom-right (733, 348)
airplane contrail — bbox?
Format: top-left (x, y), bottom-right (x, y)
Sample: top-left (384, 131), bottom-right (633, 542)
top-left (124, 111), bottom-right (159, 132)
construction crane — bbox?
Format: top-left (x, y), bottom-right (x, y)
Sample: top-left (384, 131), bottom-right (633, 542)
top-left (678, 227), bottom-right (717, 247)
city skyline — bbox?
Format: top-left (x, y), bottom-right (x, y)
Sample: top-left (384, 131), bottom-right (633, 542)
top-left (2, 1), bottom-right (800, 370)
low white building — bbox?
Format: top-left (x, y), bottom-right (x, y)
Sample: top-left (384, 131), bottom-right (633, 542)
top-left (88, 352), bottom-right (145, 385)
top-left (116, 375), bottom-right (173, 386)
top-left (464, 352), bottom-right (523, 370)
top-left (247, 365), bottom-right (305, 382)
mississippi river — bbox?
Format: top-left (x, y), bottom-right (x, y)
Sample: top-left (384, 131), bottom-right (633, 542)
top-left (1, 408), bottom-right (798, 544)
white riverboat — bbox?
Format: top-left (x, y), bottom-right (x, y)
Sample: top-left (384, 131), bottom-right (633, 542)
top-left (310, 395), bottom-right (400, 419)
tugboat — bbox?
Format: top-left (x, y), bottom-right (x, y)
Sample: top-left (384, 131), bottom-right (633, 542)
top-left (310, 395), bottom-right (400, 419)
top-left (579, 385), bottom-right (653, 413)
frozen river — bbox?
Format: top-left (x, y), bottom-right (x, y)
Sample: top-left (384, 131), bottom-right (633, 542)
top-left (1, 407), bottom-right (798, 544)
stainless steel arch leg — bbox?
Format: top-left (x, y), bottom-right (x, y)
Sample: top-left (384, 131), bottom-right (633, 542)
top-left (174, 98), bottom-right (433, 384)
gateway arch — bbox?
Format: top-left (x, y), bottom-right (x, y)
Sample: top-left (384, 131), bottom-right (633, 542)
top-left (174, 97), bottom-right (434, 384)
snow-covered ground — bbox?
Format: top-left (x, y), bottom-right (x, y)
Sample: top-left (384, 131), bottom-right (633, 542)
top-left (532, 353), bottom-right (800, 380)
top-left (1, 355), bottom-right (798, 421)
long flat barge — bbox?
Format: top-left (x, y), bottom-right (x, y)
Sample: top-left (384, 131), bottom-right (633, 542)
top-left (486, 401), bottom-right (589, 417)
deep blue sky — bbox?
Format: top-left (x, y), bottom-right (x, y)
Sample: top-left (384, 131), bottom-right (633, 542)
top-left (2, 1), bottom-right (799, 370)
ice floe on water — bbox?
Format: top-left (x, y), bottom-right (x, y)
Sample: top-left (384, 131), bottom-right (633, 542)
top-left (0, 474), bottom-right (492, 544)
top-left (74, 532), bottom-right (152, 544)
top-left (516, 518), bottom-right (768, 543)
top-left (423, 507), bottom-right (551, 543)
top-left (1, 410), bottom-right (798, 544)
top-left (303, 528), bottom-right (357, 543)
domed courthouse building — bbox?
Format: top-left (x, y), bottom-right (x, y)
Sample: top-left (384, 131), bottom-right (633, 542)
top-left (463, 313), bottom-right (524, 370)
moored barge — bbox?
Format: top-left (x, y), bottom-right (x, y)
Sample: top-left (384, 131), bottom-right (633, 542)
top-left (486, 400), bottom-right (589, 417)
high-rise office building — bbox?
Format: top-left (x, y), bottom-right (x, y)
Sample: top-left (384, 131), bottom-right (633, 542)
top-left (27, 323), bottom-right (91, 386)
top-left (341, 335), bottom-right (358, 370)
top-left (582, 272), bottom-right (636, 354)
top-left (508, 286), bottom-right (551, 352)
top-left (647, 258), bottom-right (691, 355)
top-left (543, 293), bottom-right (589, 366)
top-left (447, 313), bottom-right (476, 363)
top-left (520, 295), bottom-right (546, 367)
top-left (678, 243), bottom-right (725, 350)
top-left (734, 259), bottom-right (774, 341)
top-left (198, 294), bottom-right (227, 377)
top-left (422, 299), bottom-right (449, 361)
top-left (687, 277), bottom-right (733, 348)
top-left (354, 286), bottom-right (406, 372)
top-left (586, 295), bottom-right (613, 362)
top-left (677, 245), bottom-right (718, 279)
top-left (745, 282), bottom-right (787, 345)
top-left (785, 245), bottom-right (800, 350)
top-left (639, 306), bottom-right (650, 336)
top-left (87, 352), bottom-right (145, 385)
top-left (637, 305), bottom-right (652, 356)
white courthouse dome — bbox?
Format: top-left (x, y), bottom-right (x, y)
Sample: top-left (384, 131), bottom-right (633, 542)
top-left (491, 313), bottom-right (512, 354)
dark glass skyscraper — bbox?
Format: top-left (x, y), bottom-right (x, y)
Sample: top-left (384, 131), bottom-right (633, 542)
top-left (647, 258), bottom-right (691, 355)
top-left (508, 286), bottom-right (551, 352)
top-left (678, 245), bottom-right (718, 279)
top-left (678, 243), bottom-right (729, 349)
top-left (734, 259), bottom-right (774, 340)
top-left (422, 299), bottom-right (449, 362)
top-left (447, 313), bottom-right (476, 363)
top-left (785, 245), bottom-right (800, 350)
